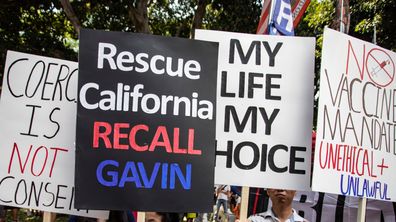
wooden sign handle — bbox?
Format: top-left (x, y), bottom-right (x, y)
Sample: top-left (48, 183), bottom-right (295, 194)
top-left (137, 211), bottom-right (145, 222)
top-left (357, 197), bottom-right (367, 222)
top-left (42, 212), bottom-right (56, 222)
top-left (240, 186), bottom-right (250, 221)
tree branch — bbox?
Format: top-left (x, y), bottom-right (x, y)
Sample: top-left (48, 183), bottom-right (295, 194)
top-left (128, 0), bottom-right (150, 33)
top-left (190, 0), bottom-right (210, 39)
top-left (60, 0), bottom-right (81, 36)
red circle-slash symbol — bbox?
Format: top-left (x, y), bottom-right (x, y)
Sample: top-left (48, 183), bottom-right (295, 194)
top-left (366, 48), bottom-right (395, 87)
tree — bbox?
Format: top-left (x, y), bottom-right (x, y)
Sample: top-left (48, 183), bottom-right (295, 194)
top-left (0, 0), bottom-right (263, 85)
top-left (296, 0), bottom-right (396, 127)
top-left (61, 0), bottom-right (81, 35)
top-left (0, 1), bottom-right (77, 86)
top-left (295, 0), bottom-right (335, 127)
top-left (1, 0), bottom-right (395, 115)
top-left (205, 0), bottom-right (262, 34)
top-left (190, 0), bottom-right (211, 38)
top-left (349, 0), bottom-right (396, 51)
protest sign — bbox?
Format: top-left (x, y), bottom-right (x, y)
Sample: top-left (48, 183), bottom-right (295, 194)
top-left (195, 30), bottom-right (315, 190)
top-left (312, 28), bottom-right (396, 201)
top-left (75, 29), bottom-right (218, 212)
top-left (0, 51), bottom-right (108, 218)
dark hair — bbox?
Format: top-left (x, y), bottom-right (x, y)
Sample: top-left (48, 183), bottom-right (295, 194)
top-left (157, 212), bottom-right (180, 222)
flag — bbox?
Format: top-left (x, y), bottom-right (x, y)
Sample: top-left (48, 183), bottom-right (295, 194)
top-left (269, 0), bottom-right (294, 35)
top-left (256, 0), bottom-right (272, 34)
top-left (291, 0), bottom-right (311, 29)
top-left (257, 0), bottom-right (311, 35)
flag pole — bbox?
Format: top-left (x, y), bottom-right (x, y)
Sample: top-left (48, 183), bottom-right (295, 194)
top-left (340, 0), bottom-right (345, 32)
top-left (268, 0), bottom-right (276, 32)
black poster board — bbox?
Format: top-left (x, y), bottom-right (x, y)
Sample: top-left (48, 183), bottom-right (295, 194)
top-left (75, 29), bottom-right (218, 212)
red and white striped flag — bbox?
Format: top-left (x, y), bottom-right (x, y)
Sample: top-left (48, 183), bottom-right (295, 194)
top-left (257, 0), bottom-right (311, 34)
top-left (291, 0), bottom-right (311, 28)
top-left (256, 0), bottom-right (272, 34)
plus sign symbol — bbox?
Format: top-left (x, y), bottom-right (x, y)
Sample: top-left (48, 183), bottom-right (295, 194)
top-left (377, 158), bottom-right (389, 175)
top-left (365, 48), bottom-right (395, 87)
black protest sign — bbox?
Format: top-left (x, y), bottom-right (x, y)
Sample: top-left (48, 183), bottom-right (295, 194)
top-left (75, 29), bottom-right (218, 212)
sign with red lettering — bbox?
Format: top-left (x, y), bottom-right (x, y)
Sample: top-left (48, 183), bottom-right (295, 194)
top-left (75, 29), bottom-right (218, 212)
top-left (312, 28), bottom-right (396, 201)
top-left (195, 30), bottom-right (315, 190)
top-left (0, 51), bottom-right (108, 218)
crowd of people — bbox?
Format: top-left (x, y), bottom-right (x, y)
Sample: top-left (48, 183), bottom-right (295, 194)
top-left (0, 186), bottom-right (307, 222)
top-left (191, 184), bottom-right (241, 222)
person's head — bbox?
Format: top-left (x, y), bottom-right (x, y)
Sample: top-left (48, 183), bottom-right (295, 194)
top-left (145, 212), bottom-right (163, 222)
top-left (145, 212), bottom-right (180, 222)
top-left (266, 189), bottom-right (296, 207)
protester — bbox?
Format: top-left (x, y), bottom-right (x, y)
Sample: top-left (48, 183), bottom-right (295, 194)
top-left (231, 193), bottom-right (241, 220)
top-left (195, 212), bottom-right (209, 222)
top-left (107, 210), bottom-right (135, 222)
top-left (214, 184), bottom-right (231, 222)
top-left (248, 189), bottom-right (308, 222)
top-left (145, 212), bottom-right (179, 222)
top-left (145, 212), bottom-right (163, 222)
top-left (67, 215), bottom-right (98, 222)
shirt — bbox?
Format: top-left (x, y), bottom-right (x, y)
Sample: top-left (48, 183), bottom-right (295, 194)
top-left (216, 185), bottom-right (230, 200)
top-left (248, 208), bottom-right (308, 222)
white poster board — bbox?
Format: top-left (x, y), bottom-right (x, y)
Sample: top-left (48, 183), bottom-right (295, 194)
top-left (312, 28), bottom-right (396, 201)
top-left (195, 30), bottom-right (315, 190)
top-left (0, 51), bottom-right (108, 218)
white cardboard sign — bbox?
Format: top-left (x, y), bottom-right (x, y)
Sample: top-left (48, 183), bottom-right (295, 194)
top-left (195, 30), bottom-right (315, 190)
top-left (0, 51), bottom-right (108, 218)
top-left (313, 28), bottom-right (396, 201)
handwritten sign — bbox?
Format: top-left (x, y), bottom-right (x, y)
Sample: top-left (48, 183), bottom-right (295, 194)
top-left (0, 51), bottom-right (108, 218)
top-left (195, 29), bottom-right (315, 190)
top-left (312, 28), bottom-right (396, 201)
top-left (75, 29), bottom-right (218, 212)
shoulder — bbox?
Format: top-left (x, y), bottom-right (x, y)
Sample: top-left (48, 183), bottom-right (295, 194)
top-left (247, 215), bottom-right (266, 222)
top-left (292, 209), bottom-right (309, 222)
top-left (248, 211), bottom-right (272, 222)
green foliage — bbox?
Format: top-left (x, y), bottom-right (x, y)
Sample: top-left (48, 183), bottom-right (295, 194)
top-left (295, 0), bottom-right (335, 128)
top-left (71, 1), bottom-right (134, 32)
top-left (350, 0), bottom-right (396, 50)
top-left (149, 0), bottom-right (196, 37)
top-left (0, 1), bottom-right (77, 80)
top-left (0, 2), bottom-right (78, 90)
top-left (4, 208), bottom-right (68, 222)
top-left (294, 0), bottom-right (396, 128)
top-left (297, 0), bottom-right (335, 36)
top-left (1, 0), bottom-right (395, 127)
top-left (205, 0), bottom-right (262, 34)
top-left (0, 0), bottom-right (263, 78)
